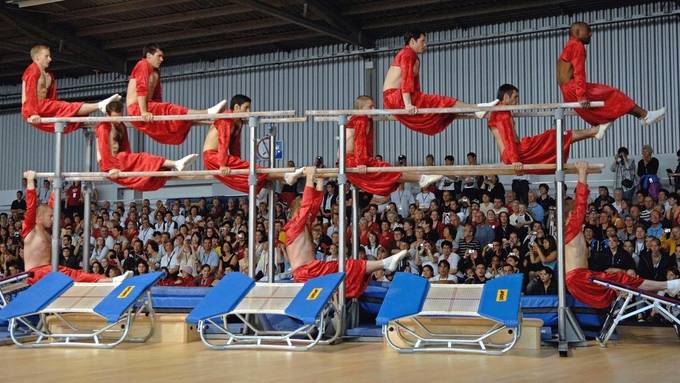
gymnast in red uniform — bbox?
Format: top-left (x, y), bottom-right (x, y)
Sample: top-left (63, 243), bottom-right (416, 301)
top-left (96, 100), bottom-right (199, 191)
top-left (21, 44), bottom-right (120, 134)
top-left (558, 22), bottom-right (665, 127)
top-left (21, 171), bottom-right (128, 285)
top-left (487, 84), bottom-right (611, 174)
top-left (326, 95), bottom-right (442, 195)
top-left (284, 167), bottom-right (408, 298)
top-left (203, 94), bottom-right (288, 193)
top-left (127, 43), bottom-right (227, 145)
top-left (564, 162), bottom-right (680, 309)
top-left (382, 30), bottom-right (498, 136)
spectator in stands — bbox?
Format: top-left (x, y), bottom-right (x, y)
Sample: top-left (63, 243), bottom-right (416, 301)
top-left (194, 264), bottom-right (214, 287)
top-left (527, 191), bottom-right (544, 224)
top-left (174, 265), bottom-right (195, 286)
top-left (430, 260), bottom-right (456, 283)
top-left (591, 236), bottom-right (637, 275)
top-left (136, 260), bottom-right (149, 275)
top-left (610, 146), bottom-right (637, 200)
top-left (421, 264), bottom-right (434, 279)
top-left (638, 237), bottom-right (674, 281)
top-left (198, 237), bottom-right (219, 273)
top-left (10, 190), bottom-right (26, 215)
top-left (38, 179), bottom-right (51, 204)
top-left (638, 144), bottom-right (659, 194)
top-left (466, 263), bottom-right (488, 284)
top-left (65, 181), bottom-right (84, 219)
top-left (527, 266), bottom-right (557, 295)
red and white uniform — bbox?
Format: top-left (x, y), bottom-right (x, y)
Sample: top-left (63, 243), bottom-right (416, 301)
top-left (22, 189), bottom-right (103, 285)
top-left (203, 116), bottom-right (267, 194)
top-left (565, 182), bottom-right (643, 308)
top-left (285, 186), bottom-right (368, 298)
top-left (487, 102), bottom-right (573, 174)
top-left (559, 37), bottom-right (636, 126)
top-left (128, 59), bottom-right (192, 145)
top-left (21, 62), bottom-right (83, 134)
top-left (95, 122), bottom-right (169, 191)
top-left (346, 116), bottom-right (401, 196)
top-left (383, 46), bottom-right (457, 136)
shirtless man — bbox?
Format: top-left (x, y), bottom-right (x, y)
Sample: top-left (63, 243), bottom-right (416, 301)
top-left (22, 171), bottom-right (128, 284)
top-left (203, 94), bottom-right (286, 193)
top-left (557, 22), bottom-right (665, 126)
top-left (488, 84), bottom-right (611, 174)
top-left (565, 161), bottom-right (680, 309)
top-left (285, 167), bottom-right (408, 298)
top-left (383, 30), bottom-right (498, 136)
top-left (22, 45), bottom-right (120, 134)
top-left (96, 100), bottom-right (199, 191)
top-left (127, 43), bottom-right (227, 145)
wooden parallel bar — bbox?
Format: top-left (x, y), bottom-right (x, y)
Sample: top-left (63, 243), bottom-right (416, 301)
top-left (305, 102), bottom-right (604, 116)
top-left (34, 110), bottom-right (297, 124)
top-left (34, 163), bottom-right (603, 181)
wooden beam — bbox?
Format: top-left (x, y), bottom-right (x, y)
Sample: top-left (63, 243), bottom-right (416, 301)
top-left (343, 0), bottom-right (449, 16)
top-left (0, 3), bottom-right (126, 73)
top-left (35, 110), bottom-right (297, 124)
top-left (35, 163), bottom-right (605, 181)
top-left (237, 0), bottom-right (366, 46)
top-left (54, 0), bottom-right (193, 22)
top-left (304, 0), bottom-right (371, 46)
top-left (103, 18), bottom-right (290, 50)
top-left (363, 0), bottom-right (569, 30)
top-left (125, 30), bottom-right (323, 60)
top-left (306, 102), bottom-right (604, 116)
top-left (77, 6), bottom-right (251, 37)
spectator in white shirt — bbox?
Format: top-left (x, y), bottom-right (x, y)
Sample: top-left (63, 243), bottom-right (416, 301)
top-left (430, 260), bottom-right (457, 283)
top-left (415, 187), bottom-right (436, 211)
top-left (137, 216), bottom-right (155, 245)
top-left (159, 240), bottom-right (180, 274)
top-left (390, 183), bottom-right (415, 218)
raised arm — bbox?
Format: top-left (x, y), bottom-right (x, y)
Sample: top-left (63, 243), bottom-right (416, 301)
top-left (565, 161), bottom-right (590, 244)
top-left (21, 171), bottom-right (37, 238)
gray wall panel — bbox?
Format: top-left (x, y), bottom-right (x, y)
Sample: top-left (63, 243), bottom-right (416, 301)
top-left (0, 2), bottom-right (678, 190)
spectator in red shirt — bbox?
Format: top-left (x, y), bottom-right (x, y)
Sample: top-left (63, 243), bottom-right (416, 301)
top-left (194, 264), bottom-right (215, 287)
top-left (174, 265), bottom-right (195, 286)
top-left (65, 181), bottom-right (84, 219)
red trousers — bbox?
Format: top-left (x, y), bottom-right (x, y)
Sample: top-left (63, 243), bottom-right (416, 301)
top-left (566, 268), bottom-right (644, 309)
top-left (203, 150), bottom-right (266, 194)
top-left (128, 102), bottom-right (192, 145)
top-left (23, 99), bottom-right (83, 134)
top-left (501, 130), bottom-right (574, 174)
top-left (292, 259), bottom-right (369, 299)
top-left (101, 152), bottom-right (168, 191)
top-left (383, 89), bottom-right (457, 136)
top-left (560, 81), bottom-right (636, 125)
top-left (27, 265), bottom-right (104, 285)
top-left (346, 155), bottom-right (401, 196)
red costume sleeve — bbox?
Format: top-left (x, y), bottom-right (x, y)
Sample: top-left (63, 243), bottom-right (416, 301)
top-left (560, 39), bottom-right (587, 100)
top-left (95, 123), bottom-right (117, 170)
top-left (21, 189), bottom-right (37, 238)
top-left (131, 59), bottom-right (151, 98)
top-left (283, 186), bottom-right (324, 245)
top-left (565, 182), bottom-right (590, 244)
top-left (396, 47), bottom-right (419, 94)
top-left (487, 111), bottom-right (520, 163)
top-left (348, 116), bottom-right (372, 163)
top-left (21, 63), bottom-right (41, 117)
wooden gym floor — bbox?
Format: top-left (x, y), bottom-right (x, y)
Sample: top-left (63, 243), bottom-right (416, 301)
top-left (1, 326), bottom-right (677, 383)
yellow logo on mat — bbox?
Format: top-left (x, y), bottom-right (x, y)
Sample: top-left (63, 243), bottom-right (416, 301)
top-left (307, 288), bottom-right (323, 300)
top-left (117, 286), bottom-right (135, 299)
top-left (496, 289), bottom-right (508, 302)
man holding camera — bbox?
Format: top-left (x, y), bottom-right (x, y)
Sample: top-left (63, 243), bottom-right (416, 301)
top-left (610, 146), bottom-right (636, 200)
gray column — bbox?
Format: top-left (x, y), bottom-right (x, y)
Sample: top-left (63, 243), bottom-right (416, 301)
top-left (82, 129), bottom-right (93, 272)
top-left (267, 125), bottom-right (276, 283)
top-left (336, 115), bottom-right (347, 334)
top-left (247, 117), bottom-right (259, 279)
top-left (50, 123), bottom-right (65, 272)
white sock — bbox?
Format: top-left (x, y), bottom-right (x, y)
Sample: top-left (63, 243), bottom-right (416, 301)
top-left (667, 279), bottom-right (680, 293)
top-left (207, 100), bottom-right (227, 115)
top-left (641, 107), bottom-right (666, 126)
top-left (284, 168), bottom-right (305, 186)
top-left (419, 174), bottom-right (443, 188)
top-left (475, 99), bottom-right (500, 119)
top-left (594, 122), bottom-right (612, 140)
top-left (175, 153), bottom-right (199, 171)
top-left (98, 94), bottom-right (121, 113)
top-left (382, 249), bottom-right (409, 273)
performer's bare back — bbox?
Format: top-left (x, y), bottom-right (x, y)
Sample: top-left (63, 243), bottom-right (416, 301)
top-left (126, 70), bottom-right (158, 107)
top-left (382, 60), bottom-right (419, 91)
top-left (23, 215), bottom-right (52, 271)
top-left (21, 68), bottom-right (51, 105)
top-left (556, 59), bottom-right (573, 86)
top-left (202, 122), bottom-right (241, 152)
